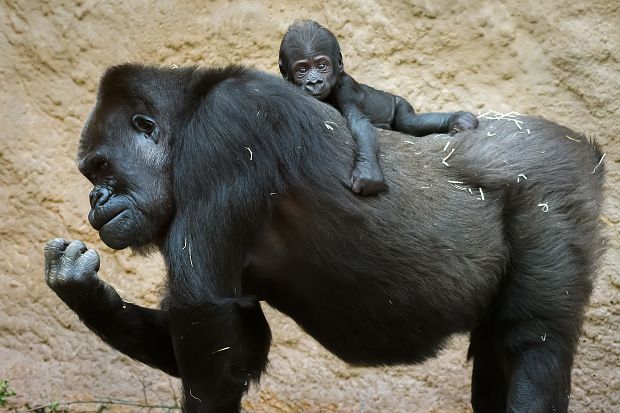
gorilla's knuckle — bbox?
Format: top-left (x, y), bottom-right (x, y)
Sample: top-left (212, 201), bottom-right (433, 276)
top-left (44, 239), bottom-right (67, 256)
top-left (65, 240), bottom-right (87, 255)
top-left (79, 249), bottom-right (100, 267)
top-left (45, 271), bottom-right (58, 286)
top-left (45, 238), bottom-right (64, 249)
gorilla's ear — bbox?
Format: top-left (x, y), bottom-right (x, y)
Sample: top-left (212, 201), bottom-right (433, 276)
top-left (338, 52), bottom-right (344, 74)
top-left (278, 59), bottom-right (288, 80)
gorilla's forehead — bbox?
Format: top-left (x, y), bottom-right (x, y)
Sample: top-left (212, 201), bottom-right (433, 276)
top-left (98, 64), bottom-right (192, 108)
top-left (77, 93), bottom-right (135, 159)
top-left (77, 106), bottom-right (108, 161)
top-left (292, 53), bottom-right (332, 65)
top-left (286, 42), bottom-right (338, 60)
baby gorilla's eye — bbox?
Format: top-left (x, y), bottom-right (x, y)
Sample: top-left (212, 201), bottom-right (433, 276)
top-left (297, 67), bottom-right (307, 75)
top-left (318, 62), bottom-right (328, 71)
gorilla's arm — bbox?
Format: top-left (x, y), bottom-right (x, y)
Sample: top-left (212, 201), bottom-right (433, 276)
top-left (44, 239), bottom-right (179, 376)
top-left (162, 204), bottom-right (272, 412)
top-left (392, 98), bottom-right (479, 136)
top-left (342, 104), bottom-right (385, 195)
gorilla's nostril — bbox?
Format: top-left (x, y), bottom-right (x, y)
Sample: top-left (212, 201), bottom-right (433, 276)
top-left (79, 153), bottom-right (110, 182)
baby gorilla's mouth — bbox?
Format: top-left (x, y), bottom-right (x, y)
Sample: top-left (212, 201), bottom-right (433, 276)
top-left (311, 90), bottom-right (329, 99)
top-left (301, 83), bottom-right (329, 100)
top-left (305, 88), bottom-right (329, 101)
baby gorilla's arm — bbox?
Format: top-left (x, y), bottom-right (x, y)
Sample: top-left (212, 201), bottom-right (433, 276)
top-left (342, 104), bottom-right (386, 195)
top-left (392, 98), bottom-right (478, 136)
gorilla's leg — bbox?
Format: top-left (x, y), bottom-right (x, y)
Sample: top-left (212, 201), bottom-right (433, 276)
top-left (392, 98), bottom-right (478, 136)
top-left (498, 207), bottom-right (592, 412)
top-left (506, 343), bottom-right (572, 412)
top-left (168, 300), bottom-right (271, 412)
top-left (44, 239), bottom-right (178, 376)
top-left (468, 326), bottom-right (508, 413)
top-left (501, 293), bottom-right (576, 412)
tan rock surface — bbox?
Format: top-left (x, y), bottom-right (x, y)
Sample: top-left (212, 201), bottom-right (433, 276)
top-left (0, 1), bottom-right (618, 412)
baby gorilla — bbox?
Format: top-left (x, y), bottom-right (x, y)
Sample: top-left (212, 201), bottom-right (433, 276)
top-left (279, 20), bottom-right (479, 195)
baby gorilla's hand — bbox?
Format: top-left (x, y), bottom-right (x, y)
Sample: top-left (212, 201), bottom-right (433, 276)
top-left (449, 112), bottom-right (479, 133)
top-left (350, 160), bottom-right (386, 196)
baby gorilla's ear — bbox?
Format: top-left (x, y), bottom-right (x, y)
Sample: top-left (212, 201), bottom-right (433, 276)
top-left (338, 53), bottom-right (344, 74)
top-left (278, 59), bottom-right (288, 80)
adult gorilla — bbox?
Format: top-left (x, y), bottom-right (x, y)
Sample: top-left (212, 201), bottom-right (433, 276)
top-left (44, 64), bottom-right (605, 413)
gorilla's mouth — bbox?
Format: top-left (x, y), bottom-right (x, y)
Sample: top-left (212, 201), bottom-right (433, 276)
top-left (97, 209), bottom-right (134, 250)
top-left (99, 209), bottom-right (129, 231)
top-left (88, 200), bottom-right (127, 231)
top-left (302, 84), bottom-right (329, 100)
top-left (310, 90), bottom-right (329, 100)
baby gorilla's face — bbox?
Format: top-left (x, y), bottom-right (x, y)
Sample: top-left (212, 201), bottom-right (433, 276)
top-left (289, 54), bottom-right (338, 100)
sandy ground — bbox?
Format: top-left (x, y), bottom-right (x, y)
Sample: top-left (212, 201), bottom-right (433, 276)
top-left (0, 0), bottom-right (618, 412)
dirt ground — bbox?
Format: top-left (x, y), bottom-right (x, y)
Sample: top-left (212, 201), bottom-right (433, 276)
top-left (0, 0), bottom-right (618, 412)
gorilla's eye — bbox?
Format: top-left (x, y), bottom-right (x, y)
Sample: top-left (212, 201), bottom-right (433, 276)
top-left (318, 62), bottom-right (328, 71)
top-left (132, 115), bottom-right (156, 135)
top-left (297, 67), bottom-right (307, 75)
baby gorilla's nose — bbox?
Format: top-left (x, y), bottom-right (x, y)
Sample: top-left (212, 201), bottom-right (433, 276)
top-left (306, 70), bottom-right (322, 84)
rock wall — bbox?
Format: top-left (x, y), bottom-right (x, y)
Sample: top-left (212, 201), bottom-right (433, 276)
top-left (0, 1), bottom-right (618, 411)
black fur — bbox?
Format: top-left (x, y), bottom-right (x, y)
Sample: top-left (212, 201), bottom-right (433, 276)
top-left (44, 64), bottom-right (605, 413)
top-left (278, 20), bottom-right (480, 195)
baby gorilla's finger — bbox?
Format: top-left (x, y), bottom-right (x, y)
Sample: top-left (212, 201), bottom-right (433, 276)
top-left (351, 177), bottom-right (363, 194)
top-left (450, 112), bottom-right (479, 134)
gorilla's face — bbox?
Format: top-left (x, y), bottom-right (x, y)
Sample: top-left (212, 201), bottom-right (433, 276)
top-left (289, 54), bottom-right (340, 100)
top-left (77, 97), bottom-right (174, 250)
